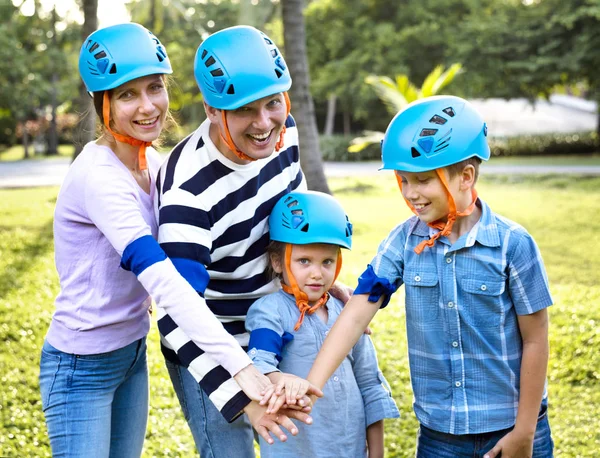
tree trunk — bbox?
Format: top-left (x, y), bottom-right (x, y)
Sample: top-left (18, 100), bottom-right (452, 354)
top-left (73, 0), bottom-right (98, 161)
top-left (47, 6), bottom-right (59, 156)
top-left (22, 124), bottom-right (30, 159)
top-left (281, 0), bottom-right (330, 194)
top-left (324, 93), bottom-right (336, 136)
top-left (343, 109), bottom-right (351, 136)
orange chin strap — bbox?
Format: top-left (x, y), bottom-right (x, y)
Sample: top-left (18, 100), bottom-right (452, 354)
top-left (395, 169), bottom-right (478, 255)
top-left (281, 243), bottom-right (343, 331)
top-left (103, 92), bottom-right (151, 170)
top-left (219, 91), bottom-right (291, 162)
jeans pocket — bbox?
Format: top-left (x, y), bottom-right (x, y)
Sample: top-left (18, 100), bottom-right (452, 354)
top-left (39, 348), bottom-right (61, 411)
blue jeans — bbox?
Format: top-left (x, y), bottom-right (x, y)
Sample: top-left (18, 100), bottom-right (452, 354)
top-left (416, 405), bottom-right (554, 458)
top-left (39, 338), bottom-right (148, 458)
top-left (165, 359), bottom-right (255, 458)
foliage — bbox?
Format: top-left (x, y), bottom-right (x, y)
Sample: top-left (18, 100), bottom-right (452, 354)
top-left (488, 131), bottom-right (599, 157)
top-left (2, 173), bottom-right (600, 456)
top-left (319, 134), bottom-right (381, 162)
top-left (348, 63), bottom-right (462, 153)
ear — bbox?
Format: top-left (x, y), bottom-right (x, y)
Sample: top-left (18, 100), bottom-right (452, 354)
top-left (270, 252), bottom-right (283, 274)
top-left (204, 102), bottom-right (220, 123)
top-left (459, 164), bottom-right (476, 191)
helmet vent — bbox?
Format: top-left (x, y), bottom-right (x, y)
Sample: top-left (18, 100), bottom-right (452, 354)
top-left (89, 42), bottom-right (99, 53)
top-left (205, 56), bottom-right (216, 67)
top-left (227, 84), bottom-right (235, 95)
top-left (275, 69), bottom-right (283, 79)
top-left (109, 64), bottom-right (117, 74)
top-left (210, 68), bottom-right (224, 77)
top-left (442, 107), bottom-right (455, 117)
top-left (271, 49), bottom-right (278, 57)
top-left (156, 53), bottom-right (164, 62)
top-left (94, 51), bottom-right (107, 59)
top-left (263, 37), bottom-right (273, 45)
top-left (411, 147), bottom-right (421, 158)
top-left (429, 115), bottom-right (447, 125)
top-left (420, 128), bottom-right (437, 137)
top-left (300, 223), bottom-right (309, 232)
top-left (201, 49), bottom-right (207, 59)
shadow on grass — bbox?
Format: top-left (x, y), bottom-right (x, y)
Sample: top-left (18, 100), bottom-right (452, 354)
top-left (0, 218), bottom-right (54, 302)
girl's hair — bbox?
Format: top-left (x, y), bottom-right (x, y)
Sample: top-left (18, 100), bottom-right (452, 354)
top-left (91, 74), bottom-right (177, 147)
top-left (266, 240), bottom-right (286, 280)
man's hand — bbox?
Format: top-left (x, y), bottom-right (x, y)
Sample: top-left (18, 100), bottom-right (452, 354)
top-left (243, 401), bottom-right (313, 445)
top-left (233, 364), bottom-right (275, 403)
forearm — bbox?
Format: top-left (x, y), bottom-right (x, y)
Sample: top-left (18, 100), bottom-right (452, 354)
top-left (366, 420), bottom-right (384, 458)
top-left (307, 294), bottom-right (382, 389)
top-left (515, 310), bottom-right (549, 435)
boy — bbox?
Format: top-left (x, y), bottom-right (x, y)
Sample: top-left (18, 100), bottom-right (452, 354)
top-left (307, 96), bottom-right (554, 457)
top-left (155, 26), bottom-right (318, 456)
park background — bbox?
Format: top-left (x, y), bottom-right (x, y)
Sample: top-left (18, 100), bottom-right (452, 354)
top-left (1, 0), bottom-right (600, 456)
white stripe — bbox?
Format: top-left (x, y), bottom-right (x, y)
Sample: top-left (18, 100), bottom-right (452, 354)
top-left (187, 353), bottom-right (220, 380)
top-left (209, 378), bottom-right (244, 411)
top-left (158, 221), bottom-right (211, 246)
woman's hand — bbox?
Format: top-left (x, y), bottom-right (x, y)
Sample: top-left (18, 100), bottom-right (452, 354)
top-left (233, 364), bottom-right (276, 403)
top-left (243, 401), bottom-right (313, 445)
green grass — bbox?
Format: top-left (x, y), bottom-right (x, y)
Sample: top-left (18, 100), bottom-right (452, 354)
top-left (0, 144), bottom-right (74, 162)
top-left (1, 175), bottom-right (600, 456)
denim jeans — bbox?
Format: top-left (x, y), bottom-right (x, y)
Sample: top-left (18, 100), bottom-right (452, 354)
top-left (416, 405), bottom-right (554, 458)
top-left (165, 359), bottom-right (255, 458)
top-left (39, 338), bottom-right (148, 458)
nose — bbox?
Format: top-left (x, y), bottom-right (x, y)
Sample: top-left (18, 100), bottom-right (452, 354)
top-left (402, 182), bottom-right (418, 201)
top-left (252, 107), bottom-right (270, 130)
top-left (138, 91), bottom-right (155, 114)
top-left (310, 265), bottom-right (323, 280)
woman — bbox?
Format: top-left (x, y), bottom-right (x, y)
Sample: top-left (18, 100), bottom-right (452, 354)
top-left (39, 23), bottom-right (281, 457)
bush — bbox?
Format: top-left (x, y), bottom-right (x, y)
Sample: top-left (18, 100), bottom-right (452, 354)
top-left (320, 131), bottom-right (599, 162)
top-left (488, 131), bottom-right (598, 157)
top-left (319, 135), bottom-right (381, 162)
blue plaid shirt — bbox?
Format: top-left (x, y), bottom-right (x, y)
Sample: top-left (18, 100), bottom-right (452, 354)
top-left (357, 199), bottom-right (552, 434)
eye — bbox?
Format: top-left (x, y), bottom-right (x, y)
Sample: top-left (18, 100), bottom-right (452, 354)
top-left (267, 98), bottom-right (282, 108)
top-left (118, 90), bottom-right (134, 99)
top-left (323, 259), bottom-right (335, 266)
top-left (150, 82), bottom-right (164, 92)
top-left (298, 258), bottom-right (310, 265)
top-left (235, 106), bottom-right (251, 113)
top-left (417, 177), bottom-right (430, 184)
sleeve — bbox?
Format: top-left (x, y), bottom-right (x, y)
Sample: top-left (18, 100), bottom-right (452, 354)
top-left (246, 297), bottom-right (293, 375)
top-left (85, 170), bottom-right (252, 421)
top-left (354, 226), bottom-right (405, 308)
top-left (351, 334), bottom-right (400, 427)
top-left (507, 229), bottom-right (553, 315)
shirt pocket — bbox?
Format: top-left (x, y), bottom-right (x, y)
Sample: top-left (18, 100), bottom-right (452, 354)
top-left (459, 277), bottom-right (506, 327)
top-left (283, 328), bottom-right (317, 358)
top-left (403, 269), bottom-right (440, 324)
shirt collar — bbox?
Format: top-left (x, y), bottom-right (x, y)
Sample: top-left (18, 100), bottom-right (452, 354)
top-left (410, 199), bottom-right (500, 248)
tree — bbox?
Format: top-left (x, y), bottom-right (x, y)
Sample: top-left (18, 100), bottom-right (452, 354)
top-left (349, 64), bottom-right (462, 152)
top-left (282, 0), bottom-right (330, 193)
top-left (73, 0), bottom-right (98, 160)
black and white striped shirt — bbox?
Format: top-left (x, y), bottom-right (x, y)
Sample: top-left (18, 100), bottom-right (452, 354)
top-left (156, 115), bottom-right (305, 421)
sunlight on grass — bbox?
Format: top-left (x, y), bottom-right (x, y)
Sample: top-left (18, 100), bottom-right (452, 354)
top-left (1, 174), bottom-right (599, 456)
top-left (0, 144), bottom-right (74, 162)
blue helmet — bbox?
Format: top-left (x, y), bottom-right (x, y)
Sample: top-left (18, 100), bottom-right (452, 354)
top-left (79, 23), bottom-right (172, 93)
top-left (269, 191), bottom-right (352, 249)
top-left (194, 25), bottom-right (292, 110)
top-left (381, 95), bottom-right (490, 172)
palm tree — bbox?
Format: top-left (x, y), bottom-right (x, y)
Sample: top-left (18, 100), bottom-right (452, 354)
top-left (281, 0), bottom-right (330, 194)
top-left (348, 63), bottom-right (462, 153)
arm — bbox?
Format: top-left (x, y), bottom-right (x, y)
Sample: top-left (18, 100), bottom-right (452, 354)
top-left (484, 308), bottom-right (549, 458)
top-left (307, 294), bottom-right (382, 390)
top-left (366, 420), bottom-right (384, 458)
top-left (86, 173), bottom-right (267, 420)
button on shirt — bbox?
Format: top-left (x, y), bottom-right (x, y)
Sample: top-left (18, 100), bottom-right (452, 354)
top-left (246, 290), bottom-right (399, 458)
top-left (362, 199), bottom-right (552, 434)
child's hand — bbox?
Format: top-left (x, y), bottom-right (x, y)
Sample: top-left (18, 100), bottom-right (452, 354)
top-left (234, 364), bottom-right (276, 403)
top-left (267, 373), bottom-right (323, 414)
top-left (484, 428), bottom-right (534, 458)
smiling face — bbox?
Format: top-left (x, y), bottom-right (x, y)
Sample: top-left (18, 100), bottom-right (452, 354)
top-left (272, 243), bottom-right (340, 305)
top-left (397, 169), bottom-right (461, 224)
top-left (108, 74), bottom-right (169, 143)
top-left (205, 92), bottom-right (287, 164)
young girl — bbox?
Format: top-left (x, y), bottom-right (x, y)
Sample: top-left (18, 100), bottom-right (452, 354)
top-left (246, 191), bottom-right (399, 458)
top-left (39, 23), bottom-right (282, 457)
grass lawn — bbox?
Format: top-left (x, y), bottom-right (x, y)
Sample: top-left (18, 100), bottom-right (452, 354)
top-left (488, 153), bottom-right (600, 166)
top-left (1, 173), bottom-right (599, 456)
